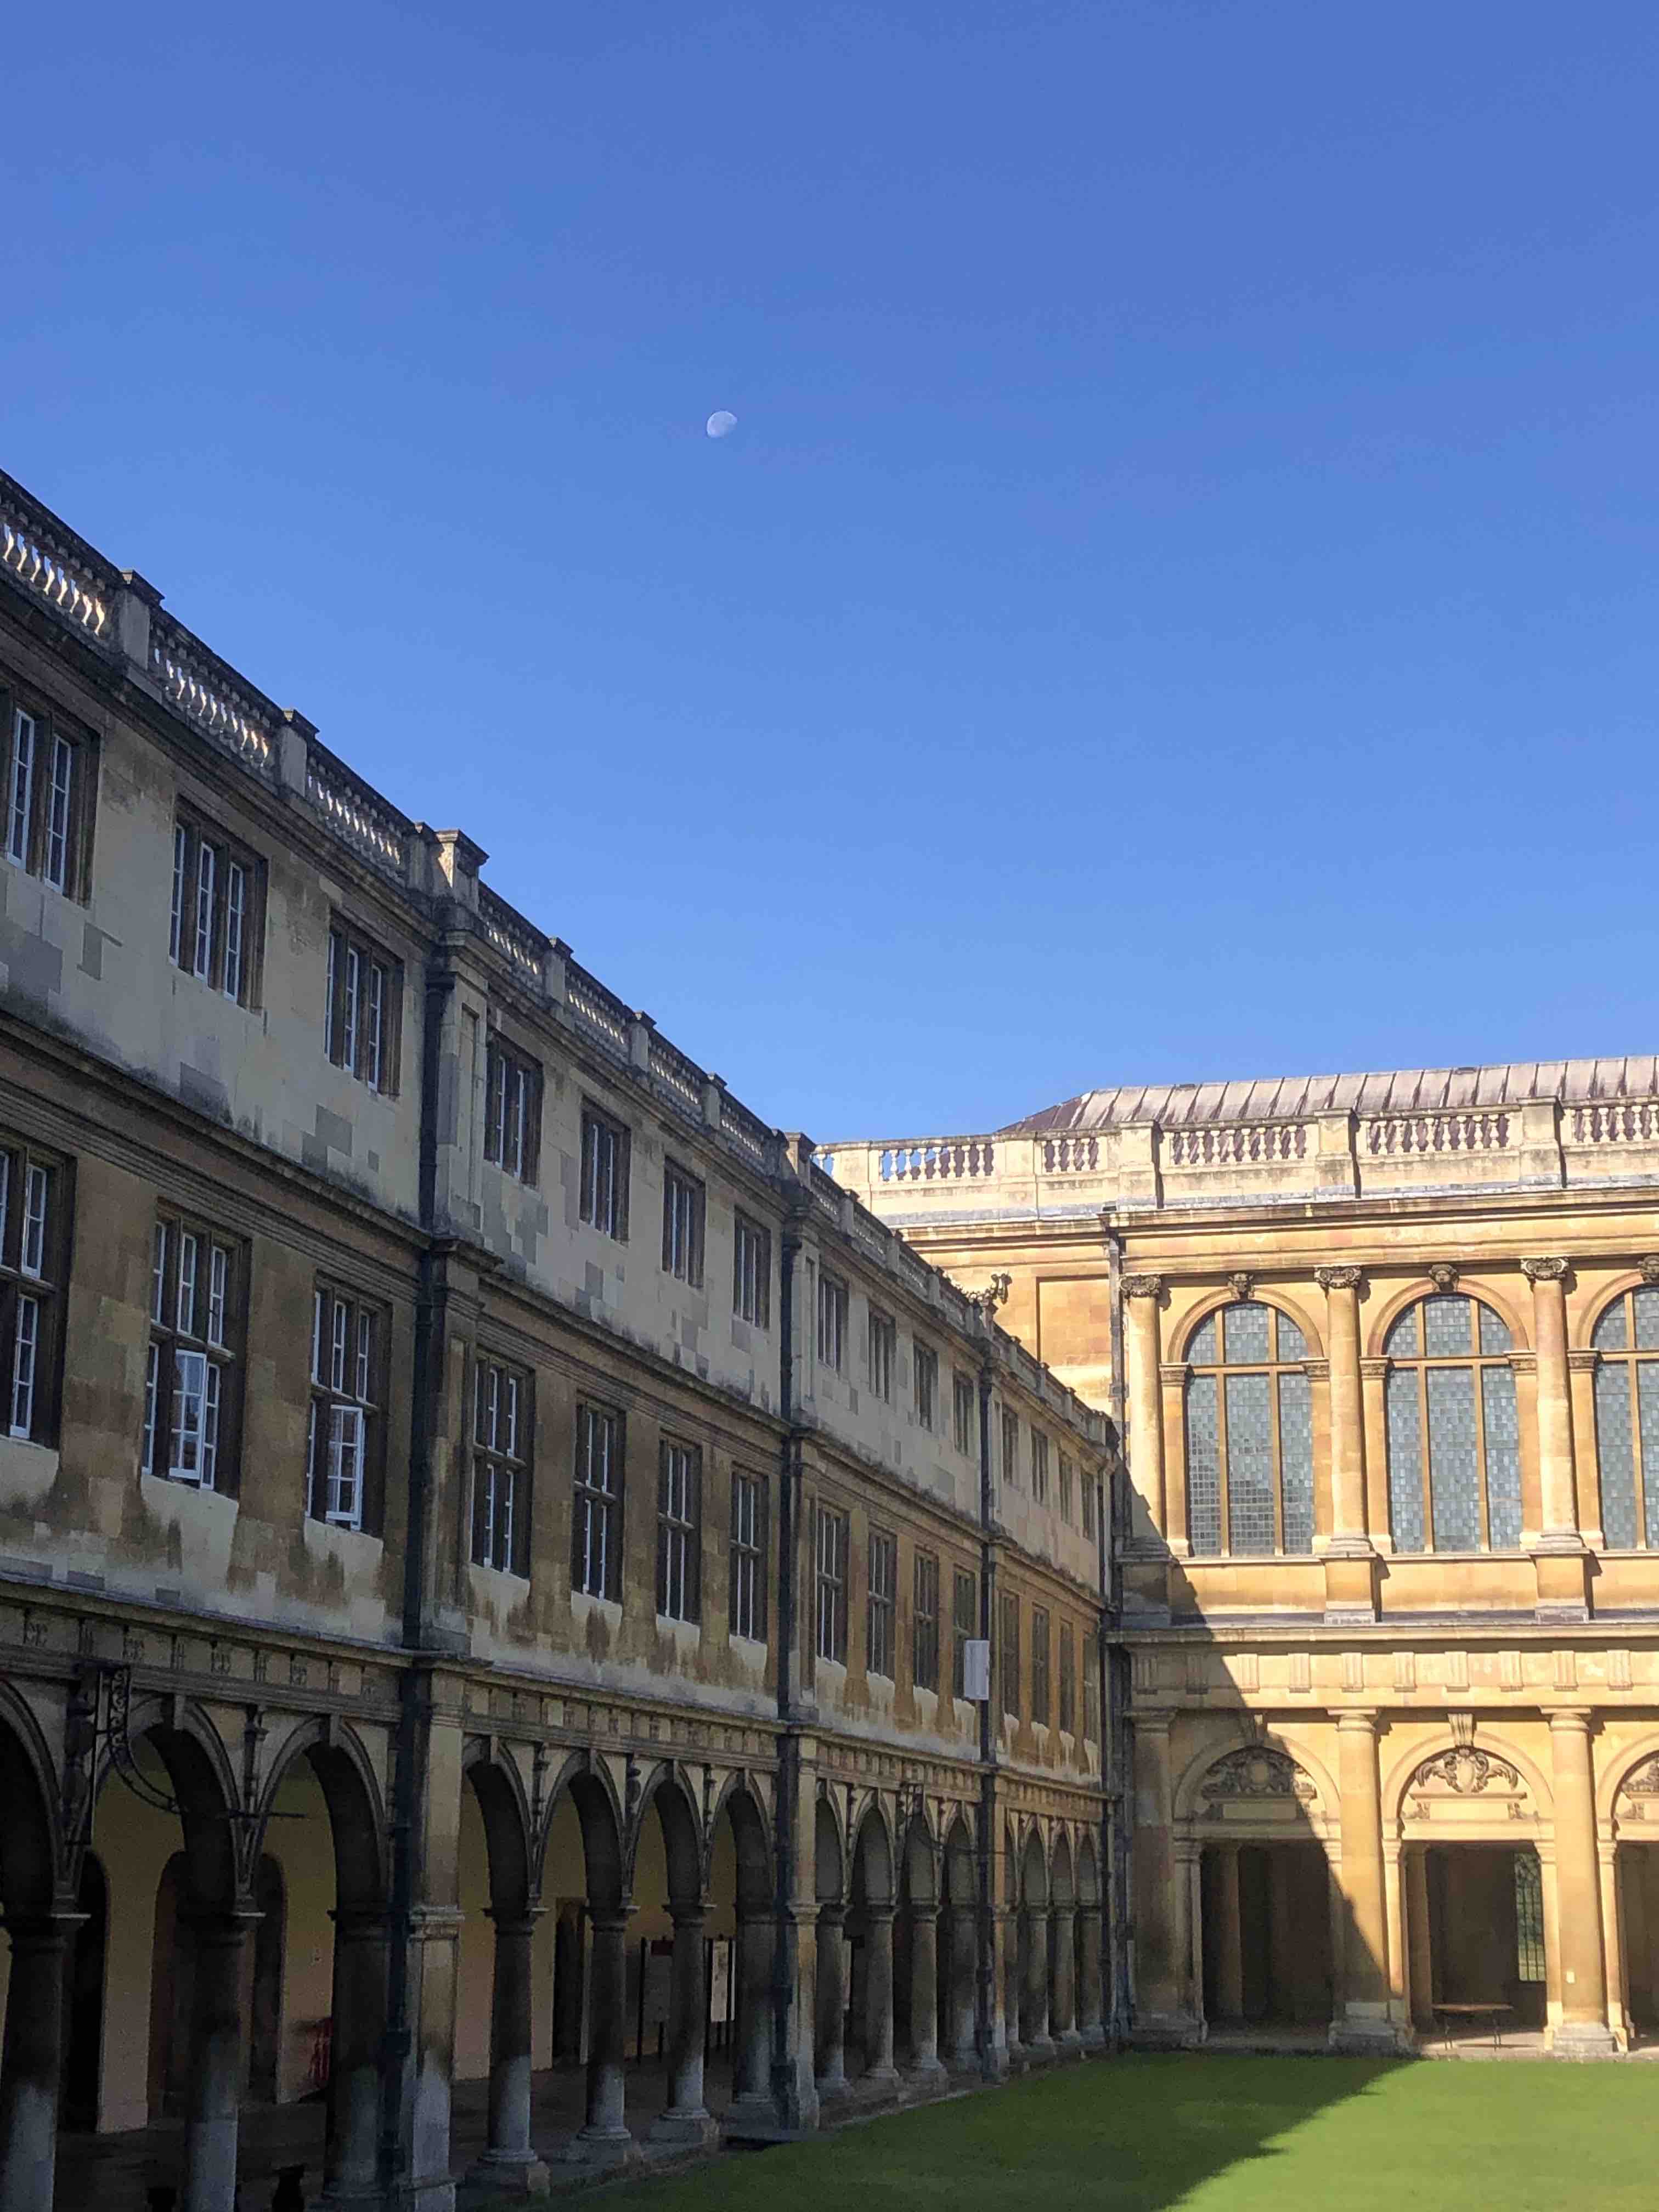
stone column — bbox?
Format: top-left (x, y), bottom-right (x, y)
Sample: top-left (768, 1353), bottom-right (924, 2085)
top-left (1123, 1277), bottom-right (1167, 1541)
top-left (1525, 1260), bottom-right (1591, 1620)
top-left (1131, 1714), bottom-right (1192, 2036)
top-left (946, 1906), bottom-right (978, 2064)
top-left (861, 1907), bottom-right (900, 2084)
top-left (467, 1912), bottom-right (549, 2193)
top-left (1405, 1846), bottom-right (1434, 2034)
top-left (0, 1916), bottom-right (75, 2212)
top-left (1330, 1713), bottom-right (1396, 2052)
top-left (567, 1909), bottom-right (636, 2166)
top-left (1049, 1904), bottom-right (1077, 2045)
top-left (1075, 1905), bottom-right (1105, 2046)
top-left (906, 1908), bottom-right (945, 2075)
top-left (814, 1907), bottom-right (847, 2096)
top-left (180, 1911), bottom-right (258, 2212)
top-left (1022, 1909), bottom-right (1053, 2055)
top-left (730, 1912), bottom-right (775, 2108)
top-left (322, 1909), bottom-right (388, 2205)
top-left (1316, 1268), bottom-right (1378, 1622)
top-left (1548, 1712), bottom-right (1617, 2053)
top-left (1213, 1846), bottom-right (1244, 2021)
top-left (650, 1906), bottom-right (718, 2148)
top-left (1382, 1841), bottom-right (1408, 2039)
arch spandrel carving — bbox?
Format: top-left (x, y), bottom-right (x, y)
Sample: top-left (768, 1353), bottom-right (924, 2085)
top-left (1197, 1745), bottom-right (1318, 1825)
top-left (1613, 1752), bottom-right (1659, 1833)
top-left (1400, 1743), bottom-right (1533, 1834)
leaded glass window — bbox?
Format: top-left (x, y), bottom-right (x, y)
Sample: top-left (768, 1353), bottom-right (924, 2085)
top-left (1592, 1285), bottom-right (1659, 1549)
top-left (1182, 1300), bottom-right (1315, 1556)
top-left (1383, 1294), bottom-right (1520, 1551)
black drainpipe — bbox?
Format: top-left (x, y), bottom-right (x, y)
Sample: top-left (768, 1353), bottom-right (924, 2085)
top-left (975, 1345), bottom-right (997, 2072)
top-left (770, 1206), bottom-right (805, 2114)
top-left (377, 960), bottom-right (453, 2196)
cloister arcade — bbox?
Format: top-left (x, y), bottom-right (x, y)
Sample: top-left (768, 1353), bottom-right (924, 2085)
top-left (0, 1681), bottom-right (1107, 2210)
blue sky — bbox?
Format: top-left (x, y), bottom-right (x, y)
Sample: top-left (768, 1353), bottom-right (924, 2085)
top-left (7, 4), bottom-right (1657, 1138)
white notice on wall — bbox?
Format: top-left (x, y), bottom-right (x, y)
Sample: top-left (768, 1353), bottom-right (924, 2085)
top-left (963, 1638), bottom-right (991, 1702)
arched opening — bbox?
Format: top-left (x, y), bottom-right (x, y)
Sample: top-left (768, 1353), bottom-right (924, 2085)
top-left (1075, 1833), bottom-right (1105, 2044)
top-left (938, 1815), bottom-right (977, 2068)
top-left (1397, 1743), bottom-right (1545, 2047)
top-left (1015, 1831), bottom-right (1052, 2057)
top-left (0, 1701), bottom-right (69, 2212)
top-left (709, 1781), bottom-right (771, 2126)
top-left (631, 1769), bottom-right (721, 2147)
top-left (538, 1767), bottom-right (633, 2165)
top-left (1614, 1753), bottom-right (1659, 2040)
top-left (459, 1748), bottom-right (541, 2188)
top-left (60, 1851), bottom-right (108, 2132)
top-left (813, 1796), bottom-right (848, 2097)
top-left (1048, 1833), bottom-right (1077, 2046)
top-left (1190, 1743), bottom-right (1332, 2039)
top-left (895, 1818), bottom-right (942, 2077)
top-left (846, 1809), bottom-right (898, 2086)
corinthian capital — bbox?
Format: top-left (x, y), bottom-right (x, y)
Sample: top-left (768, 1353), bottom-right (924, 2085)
top-left (1123, 1273), bottom-right (1164, 1301)
top-left (1521, 1256), bottom-right (1569, 1284)
top-left (1314, 1265), bottom-right (1364, 1293)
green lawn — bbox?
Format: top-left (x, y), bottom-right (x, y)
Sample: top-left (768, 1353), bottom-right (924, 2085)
top-left (573, 2056), bottom-right (1659, 2212)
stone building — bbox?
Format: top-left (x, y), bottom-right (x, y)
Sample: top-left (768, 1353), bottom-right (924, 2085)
top-left (0, 469), bottom-right (1114, 2212)
top-left (826, 1068), bottom-right (1659, 2058)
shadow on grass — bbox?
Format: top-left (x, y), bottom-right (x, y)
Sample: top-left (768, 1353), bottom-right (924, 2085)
top-left (479, 2052), bottom-right (1659, 2212)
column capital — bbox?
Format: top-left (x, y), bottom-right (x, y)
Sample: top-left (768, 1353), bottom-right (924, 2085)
top-left (1315, 1265), bottom-right (1364, 1293)
top-left (1124, 1273), bottom-right (1165, 1301)
top-left (1301, 1358), bottom-right (1330, 1381)
top-left (1335, 1707), bottom-right (1380, 1733)
top-left (1567, 1347), bottom-right (1600, 1374)
top-left (1521, 1256), bottom-right (1570, 1284)
top-left (1549, 1706), bottom-right (1595, 1734)
top-left (1359, 1356), bottom-right (1389, 1380)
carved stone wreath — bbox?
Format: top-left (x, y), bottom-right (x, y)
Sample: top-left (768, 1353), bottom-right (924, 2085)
top-left (1200, 1746), bottom-right (1316, 1804)
top-left (1410, 1746), bottom-right (1522, 1797)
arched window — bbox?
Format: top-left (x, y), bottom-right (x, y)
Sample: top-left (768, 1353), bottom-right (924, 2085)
top-left (1384, 1294), bottom-right (1519, 1551)
top-left (1184, 1301), bottom-right (1313, 1557)
top-left (1592, 1285), bottom-right (1659, 1549)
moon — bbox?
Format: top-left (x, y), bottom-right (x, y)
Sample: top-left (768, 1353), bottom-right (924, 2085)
top-left (706, 410), bottom-right (737, 439)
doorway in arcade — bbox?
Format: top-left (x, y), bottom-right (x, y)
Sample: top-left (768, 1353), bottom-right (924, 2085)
top-left (1199, 1841), bottom-right (1331, 2029)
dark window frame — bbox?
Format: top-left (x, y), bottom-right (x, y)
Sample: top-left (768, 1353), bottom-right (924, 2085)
top-left (470, 1351), bottom-right (532, 1576)
top-left (572, 1400), bottom-right (625, 1600)
top-left (325, 919), bottom-right (401, 1094)
top-left (661, 1160), bottom-right (705, 1286)
top-left (999, 1588), bottom-right (1020, 1718)
top-left (486, 1036), bottom-right (544, 1185)
top-left (951, 1567), bottom-right (977, 1699)
top-left (953, 1371), bottom-right (975, 1455)
top-left (866, 1526), bottom-right (896, 1678)
top-left (657, 1436), bottom-right (702, 1623)
top-left (912, 1548), bottom-right (940, 1691)
top-left (733, 1213), bottom-right (771, 1328)
top-left (1001, 1407), bottom-right (1020, 1487)
top-left (0, 1141), bottom-right (70, 1449)
top-left (868, 1307), bottom-right (896, 1402)
top-left (1031, 1604), bottom-right (1051, 1726)
top-left (0, 678), bottom-right (95, 903)
top-left (729, 1467), bottom-right (768, 1643)
top-left (170, 809), bottom-right (263, 1008)
top-left (304, 1280), bottom-right (386, 1532)
top-left (1059, 1620), bottom-right (1076, 1735)
top-left (814, 1501), bottom-right (849, 1664)
top-left (915, 1341), bottom-right (938, 1432)
top-left (817, 1271), bottom-right (847, 1372)
top-left (145, 1205), bottom-right (244, 1494)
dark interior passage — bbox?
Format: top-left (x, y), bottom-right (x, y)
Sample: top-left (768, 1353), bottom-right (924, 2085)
top-left (1200, 1841), bottom-right (1332, 2027)
top-left (1421, 1844), bottom-right (1546, 2031)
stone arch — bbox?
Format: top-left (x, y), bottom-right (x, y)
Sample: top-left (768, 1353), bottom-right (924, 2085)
top-left (1174, 1730), bottom-right (1336, 1841)
top-left (0, 1689), bottom-right (61, 1920)
top-left (1019, 1826), bottom-right (1049, 1910)
top-left (941, 1812), bottom-right (974, 1908)
top-left (1050, 1830), bottom-right (1075, 1910)
top-left (899, 1813), bottom-right (936, 1911)
top-left (257, 1716), bottom-right (387, 1913)
top-left (1175, 1288), bottom-right (1325, 1363)
top-left (1076, 1830), bottom-right (1101, 1908)
top-left (107, 1701), bottom-right (241, 1914)
top-left (1600, 1731), bottom-right (1659, 1831)
top-left (711, 1774), bottom-right (773, 1914)
top-left (630, 1762), bottom-right (704, 1907)
top-left (850, 1803), bottom-right (893, 1907)
top-left (1384, 1729), bottom-right (1553, 1837)
top-left (463, 1739), bottom-right (535, 1915)
top-left (1365, 1276), bottom-right (1531, 1359)
top-left (540, 1758), bottom-right (626, 1911)
top-left (814, 1790), bottom-right (845, 1908)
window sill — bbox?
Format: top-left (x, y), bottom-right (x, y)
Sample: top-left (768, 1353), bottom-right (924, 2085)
top-left (0, 1434), bottom-right (59, 1509)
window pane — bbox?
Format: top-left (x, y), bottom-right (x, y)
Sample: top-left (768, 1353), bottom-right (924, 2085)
top-left (1276, 1312), bottom-right (1307, 1361)
top-left (1482, 1364), bottom-right (1522, 1549)
top-left (1477, 1301), bottom-right (1512, 1355)
top-left (1278, 1369), bottom-right (1314, 1553)
top-left (1597, 1362), bottom-right (1638, 1548)
top-left (1424, 1294), bottom-right (1471, 1358)
top-left (8, 713), bottom-right (33, 865)
top-left (1224, 1301), bottom-right (1270, 1364)
top-left (1641, 1363), bottom-right (1659, 1551)
top-left (1385, 1306), bottom-right (1420, 1358)
top-left (1187, 1314), bottom-right (1218, 1365)
top-left (1185, 1372), bottom-right (1221, 1556)
top-left (1224, 1370), bottom-right (1274, 1553)
top-left (1594, 1296), bottom-right (1629, 1352)
top-left (1387, 1367), bottom-right (1426, 1550)
top-left (1637, 1288), bottom-right (1659, 1351)
top-left (1425, 1365), bottom-right (1480, 1550)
